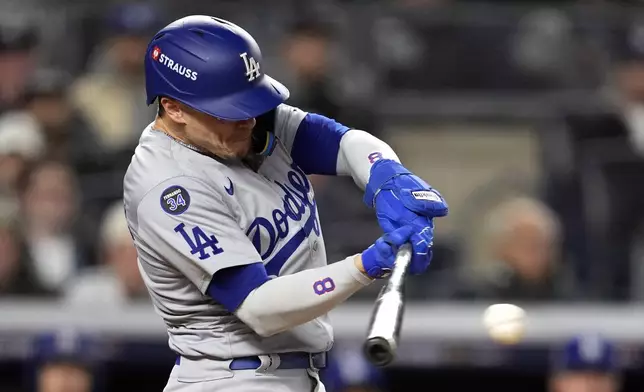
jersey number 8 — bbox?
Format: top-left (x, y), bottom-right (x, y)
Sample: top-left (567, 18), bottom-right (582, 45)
top-left (313, 277), bottom-right (335, 295)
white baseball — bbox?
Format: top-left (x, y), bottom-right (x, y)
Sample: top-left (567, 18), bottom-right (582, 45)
top-left (482, 303), bottom-right (526, 344)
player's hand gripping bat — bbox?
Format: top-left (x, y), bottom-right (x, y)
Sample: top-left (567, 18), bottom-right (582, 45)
top-left (363, 242), bottom-right (412, 367)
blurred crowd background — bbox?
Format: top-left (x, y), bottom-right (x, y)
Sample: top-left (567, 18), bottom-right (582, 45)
top-left (2, 0), bottom-right (644, 391)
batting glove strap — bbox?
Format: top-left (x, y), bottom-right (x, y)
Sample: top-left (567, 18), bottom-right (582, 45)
top-left (363, 159), bottom-right (411, 208)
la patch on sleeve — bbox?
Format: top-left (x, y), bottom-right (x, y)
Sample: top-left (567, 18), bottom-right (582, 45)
top-left (161, 185), bottom-right (190, 215)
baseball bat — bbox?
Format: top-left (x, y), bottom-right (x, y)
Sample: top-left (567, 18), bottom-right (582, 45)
top-left (363, 243), bottom-right (412, 367)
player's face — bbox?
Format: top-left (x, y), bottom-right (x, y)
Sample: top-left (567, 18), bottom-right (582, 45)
top-left (161, 99), bottom-right (256, 159)
top-left (186, 108), bottom-right (256, 159)
top-left (37, 363), bottom-right (92, 392)
top-left (551, 373), bottom-right (618, 392)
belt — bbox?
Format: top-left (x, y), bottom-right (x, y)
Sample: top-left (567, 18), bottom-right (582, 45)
top-left (175, 352), bottom-right (327, 370)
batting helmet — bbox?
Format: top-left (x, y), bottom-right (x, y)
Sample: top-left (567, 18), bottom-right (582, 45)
top-left (144, 15), bottom-right (289, 120)
top-left (550, 333), bottom-right (618, 373)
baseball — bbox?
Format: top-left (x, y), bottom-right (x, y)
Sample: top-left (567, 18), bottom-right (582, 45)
top-left (482, 303), bottom-right (526, 344)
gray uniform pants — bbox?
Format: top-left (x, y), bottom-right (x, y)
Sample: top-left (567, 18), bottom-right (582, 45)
top-left (163, 355), bottom-right (326, 392)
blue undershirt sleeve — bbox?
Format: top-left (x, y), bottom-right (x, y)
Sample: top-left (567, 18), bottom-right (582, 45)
top-left (206, 262), bottom-right (270, 312)
top-left (290, 113), bottom-right (350, 175)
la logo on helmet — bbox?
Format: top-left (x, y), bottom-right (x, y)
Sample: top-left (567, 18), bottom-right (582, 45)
top-left (240, 52), bottom-right (260, 82)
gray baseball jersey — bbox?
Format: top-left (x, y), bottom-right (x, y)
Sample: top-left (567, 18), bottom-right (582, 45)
top-left (123, 104), bottom-right (333, 359)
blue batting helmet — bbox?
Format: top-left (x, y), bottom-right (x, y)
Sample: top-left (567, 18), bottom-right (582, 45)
top-left (144, 15), bottom-right (289, 120)
top-left (551, 333), bottom-right (618, 373)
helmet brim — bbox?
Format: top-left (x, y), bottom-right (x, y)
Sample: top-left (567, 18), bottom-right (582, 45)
top-left (192, 74), bottom-right (290, 121)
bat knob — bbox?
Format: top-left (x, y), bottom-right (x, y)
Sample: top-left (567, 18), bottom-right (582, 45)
top-left (363, 337), bottom-right (394, 367)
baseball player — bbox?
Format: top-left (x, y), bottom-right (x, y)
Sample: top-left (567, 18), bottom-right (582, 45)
top-left (549, 334), bottom-right (621, 392)
top-left (123, 15), bottom-right (448, 392)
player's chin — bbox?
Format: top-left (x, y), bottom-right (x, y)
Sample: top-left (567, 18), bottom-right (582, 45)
top-left (227, 139), bottom-right (253, 159)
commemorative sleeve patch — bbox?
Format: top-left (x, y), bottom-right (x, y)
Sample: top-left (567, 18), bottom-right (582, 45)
top-left (161, 185), bottom-right (191, 215)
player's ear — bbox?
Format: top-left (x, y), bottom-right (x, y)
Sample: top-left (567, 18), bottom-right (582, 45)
top-left (160, 97), bottom-right (187, 125)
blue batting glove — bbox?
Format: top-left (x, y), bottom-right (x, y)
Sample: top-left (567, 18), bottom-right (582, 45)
top-left (408, 223), bottom-right (433, 275)
top-left (374, 190), bottom-right (437, 273)
top-left (361, 225), bottom-right (433, 278)
top-left (363, 159), bottom-right (445, 274)
top-left (364, 160), bottom-right (448, 233)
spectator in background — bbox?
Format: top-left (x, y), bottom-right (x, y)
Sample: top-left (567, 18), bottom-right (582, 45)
top-left (0, 20), bottom-right (38, 115)
top-left (71, 2), bottom-right (160, 159)
top-left (65, 199), bottom-right (147, 307)
top-left (549, 334), bottom-right (621, 392)
top-left (540, 17), bottom-right (644, 299)
top-left (278, 18), bottom-right (377, 132)
top-left (0, 203), bottom-right (51, 297)
top-left (17, 67), bottom-right (122, 224)
top-left (455, 196), bottom-right (577, 301)
top-left (0, 67), bottom-right (115, 244)
top-left (0, 110), bottom-right (45, 197)
top-left (280, 20), bottom-right (342, 121)
top-left (19, 68), bottom-right (104, 176)
top-left (19, 160), bottom-right (95, 293)
top-left (30, 331), bottom-right (102, 392)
